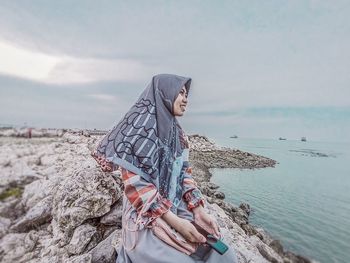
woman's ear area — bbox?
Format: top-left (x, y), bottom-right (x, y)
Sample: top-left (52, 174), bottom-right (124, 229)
top-left (184, 78), bottom-right (191, 94)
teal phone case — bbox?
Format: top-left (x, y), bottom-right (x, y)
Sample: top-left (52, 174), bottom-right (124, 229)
top-left (206, 235), bottom-right (229, 255)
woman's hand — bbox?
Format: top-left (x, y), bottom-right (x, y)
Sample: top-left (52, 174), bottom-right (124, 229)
top-left (192, 205), bottom-right (221, 239)
top-left (173, 217), bottom-right (207, 243)
top-left (162, 211), bottom-right (206, 243)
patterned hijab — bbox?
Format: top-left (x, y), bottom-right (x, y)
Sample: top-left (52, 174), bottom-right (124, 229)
top-left (92, 73), bottom-right (191, 198)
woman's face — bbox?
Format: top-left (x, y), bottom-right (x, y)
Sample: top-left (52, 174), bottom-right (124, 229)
top-left (173, 86), bottom-right (188, 116)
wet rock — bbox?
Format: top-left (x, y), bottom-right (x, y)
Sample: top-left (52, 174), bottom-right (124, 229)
top-left (270, 239), bottom-right (284, 256)
top-left (213, 191), bottom-right (225, 199)
top-left (198, 185), bottom-right (214, 196)
top-left (232, 208), bottom-right (249, 225)
top-left (239, 203), bottom-right (251, 216)
top-left (249, 235), bottom-right (284, 263)
top-left (241, 224), bottom-right (260, 237)
top-left (206, 182), bottom-right (220, 190)
top-left (283, 251), bottom-right (313, 263)
top-left (254, 227), bottom-right (274, 244)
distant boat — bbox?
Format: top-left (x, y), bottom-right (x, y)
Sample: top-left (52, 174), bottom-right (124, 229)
top-left (279, 137), bottom-right (287, 140)
top-left (230, 135), bottom-right (238, 139)
top-left (301, 137), bottom-right (307, 142)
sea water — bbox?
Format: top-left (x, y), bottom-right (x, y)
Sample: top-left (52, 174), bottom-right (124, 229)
top-left (210, 137), bottom-right (350, 263)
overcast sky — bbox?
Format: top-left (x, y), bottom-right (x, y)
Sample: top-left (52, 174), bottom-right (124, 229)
top-left (0, 0), bottom-right (349, 142)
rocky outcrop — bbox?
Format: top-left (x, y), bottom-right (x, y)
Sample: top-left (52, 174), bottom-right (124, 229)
top-left (0, 134), bottom-right (122, 263)
top-left (0, 132), bottom-right (315, 263)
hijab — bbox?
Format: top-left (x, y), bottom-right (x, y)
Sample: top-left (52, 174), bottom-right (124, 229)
top-left (92, 73), bottom-right (191, 200)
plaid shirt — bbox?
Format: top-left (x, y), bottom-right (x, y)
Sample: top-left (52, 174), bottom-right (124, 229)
top-left (121, 161), bottom-right (204, 227)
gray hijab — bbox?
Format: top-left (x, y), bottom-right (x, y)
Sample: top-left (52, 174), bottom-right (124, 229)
top-left (93, 74), bottom-right (191, 198)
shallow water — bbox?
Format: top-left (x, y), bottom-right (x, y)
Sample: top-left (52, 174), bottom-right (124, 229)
top-left (210, 138), bottom-right (350, 263)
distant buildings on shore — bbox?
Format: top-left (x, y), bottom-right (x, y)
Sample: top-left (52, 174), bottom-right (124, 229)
top-left (0, 126), bottom-right (109, 138)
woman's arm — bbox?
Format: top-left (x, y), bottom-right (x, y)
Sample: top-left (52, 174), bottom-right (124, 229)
top-left (121, 168), bottom-right (172, 227)
top-left (181, 161), bottom-right (205, 210)
top-left (122, 168), bottom-right (206, 243)
top-left (181, 161), bottom-right (221, 238)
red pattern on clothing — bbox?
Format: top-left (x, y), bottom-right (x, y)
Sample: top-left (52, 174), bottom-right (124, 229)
top-left (184, 189), bottom-right (205, 210)
top-left (91, 152), bottom-right (115, 172)
top-left (182, 165), bottom-right (205, 210)
top-left (121, 168), bottom-right (172, 224)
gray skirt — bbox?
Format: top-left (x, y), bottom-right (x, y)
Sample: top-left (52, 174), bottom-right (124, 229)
top-left (116, 196), bottom-right (238, 263)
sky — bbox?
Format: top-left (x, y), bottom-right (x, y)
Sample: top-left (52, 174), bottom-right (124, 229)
top-left (0, 0), bottom-right (349, 142)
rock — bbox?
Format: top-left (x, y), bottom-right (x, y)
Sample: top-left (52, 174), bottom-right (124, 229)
top-left (40, 155), bottom-right (57, 166)
top-left (249, 235), bottom-right (284, 263)
top-left (254, 227), bottom-right (274, 244)
top-left (21, 177), bottom-right (61, 210)
top-left (63, 133), bottom-right (88, 144)
top-left (67, 224), bottom-right (96, 255)
top-left (0, 161), bottom-right (39, 191)
top-left (0, 196), bottom-right (25, 220)
top-left (100, 199), bottom-right (123, 227)
top-left (270, 239), bottom-right (284, 256)
top-left (239, 203), bottom-right (251, 216)
top-left (66, 253), bottom-right (92, 263)
top-left (0, 230), bottom-right (39, 263)
top-left (213, 191), bottom-right (225, 199)
top-left (89, 229), bottom-right (120, 263)
top-left (0, 217), bottom-right (11, 238)
top-left (241, 224), bottom-right (260, 237)
top-left (283, 251), bottom-right (313, 263)
top-left (0, 134), bottom-right (312, 263)
top-left (10, 196), bottom-right (53, 232)
top-left (0, 129), bottom-right (16, 137)
top-left (52, 166), bottom-right (121, 239)
top-left (231, 208), bottom-right (249, 225)
top-left (206, 182), bottom-right (220, 190)
top-left (198, 185), bottom-right (214, 196)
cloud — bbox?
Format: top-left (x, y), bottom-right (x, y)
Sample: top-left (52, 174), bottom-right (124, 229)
top-left (47, 57), bottom-right (152, 85)
top-left (86, 93), bottom-right (119, 102)
top-left (0, 41), bottom-right (153, 85)
top-left (0, 41), bottom-right (60, 80)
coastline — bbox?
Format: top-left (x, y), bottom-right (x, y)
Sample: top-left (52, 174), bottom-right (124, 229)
top-left (188, 134), bottom-right (314, 263)
top-left (0, 129), bottom-right (315, 262)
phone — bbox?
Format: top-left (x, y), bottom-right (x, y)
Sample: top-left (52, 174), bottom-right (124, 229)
top-left (206, 234), bottom-right (229, 255)
top-left (192, 222), bottom-right (229, 255)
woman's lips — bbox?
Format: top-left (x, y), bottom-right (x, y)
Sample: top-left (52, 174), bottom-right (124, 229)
top-left (181, 105), bottom-right (186, 111)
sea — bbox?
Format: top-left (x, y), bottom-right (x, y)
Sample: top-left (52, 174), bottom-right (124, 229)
top-left (210, 137), bottom-right (350, 263)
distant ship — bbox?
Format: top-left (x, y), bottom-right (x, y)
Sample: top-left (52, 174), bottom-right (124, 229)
top-left (279, 137), bottom-right (287, 140)
top-left (230, 135), bottom-right (238, 139)
top-left (301, 137), bottom-right (307, 142)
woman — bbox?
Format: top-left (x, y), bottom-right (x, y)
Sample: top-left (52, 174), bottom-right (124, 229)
top-left (92, 74), bottom-right (238, 262)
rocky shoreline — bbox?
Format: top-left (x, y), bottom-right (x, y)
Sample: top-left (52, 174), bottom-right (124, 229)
top-left (0, 129), bottom-right (316, 263)
top-left (187, 135), bottom-right (313, 263)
